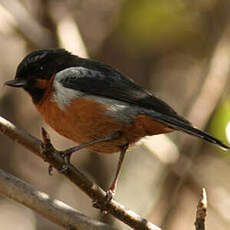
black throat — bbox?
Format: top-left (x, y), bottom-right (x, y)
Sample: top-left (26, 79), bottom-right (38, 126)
top-left (24, 86), bottom-right (46, 104)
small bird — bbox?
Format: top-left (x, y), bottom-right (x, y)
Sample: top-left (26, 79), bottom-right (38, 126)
top-left (5, 48), bottom-right (230, 196)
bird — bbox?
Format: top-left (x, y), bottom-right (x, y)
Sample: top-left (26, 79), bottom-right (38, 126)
top-left (5, 48), bottom-right (230, 197)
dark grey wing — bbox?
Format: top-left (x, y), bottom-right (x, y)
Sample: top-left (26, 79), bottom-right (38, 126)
top-left (55, 65), bottom-right (187, 123)
top-left (55, 64), bottom-right (230, 151)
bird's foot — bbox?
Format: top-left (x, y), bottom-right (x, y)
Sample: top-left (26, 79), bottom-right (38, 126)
top-left (41, 127), bottom-right (71, 174)
top-left (41, 127), bottom-right (57, 175)
top-left (92, 189), bottom-right (115, 214)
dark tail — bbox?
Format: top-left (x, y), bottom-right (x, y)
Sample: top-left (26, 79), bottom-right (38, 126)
top-left (145, 111), bottom-right (230, 151)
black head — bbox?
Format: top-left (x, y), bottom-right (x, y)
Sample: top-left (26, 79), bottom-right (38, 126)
top-left (5, 48), bottom-right (76, 103)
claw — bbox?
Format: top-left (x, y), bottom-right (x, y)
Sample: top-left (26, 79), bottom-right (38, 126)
top-left (92, 189), bottom-right (114, 213)
top-left (105, 189), bottom-right (114, 202)
top-left (41, 127), bottom-right (64, 174)
top-left (61, 151), bottom-right (71, 165)
top-left (59, 163), bottom-right (70, 174)
top-left (48, 165), bottom-right (53, 175)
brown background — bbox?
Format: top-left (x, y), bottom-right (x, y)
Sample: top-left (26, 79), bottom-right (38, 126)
top-left (0, 0), bottom-right (230, 229)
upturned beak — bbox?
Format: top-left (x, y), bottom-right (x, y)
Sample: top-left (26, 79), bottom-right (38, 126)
top-left (4, 79), bottom-right (27, 88)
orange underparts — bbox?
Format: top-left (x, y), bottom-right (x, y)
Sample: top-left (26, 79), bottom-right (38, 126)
top-left (35, 82), bottom-right (173, 153)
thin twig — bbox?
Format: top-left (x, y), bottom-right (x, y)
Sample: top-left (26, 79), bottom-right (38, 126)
top-left (195, 188), bottom-right (207, 230)
top-left (0, 116), bottom-right (161, 230)
top-left (0, 168), bottom-right (117, 230)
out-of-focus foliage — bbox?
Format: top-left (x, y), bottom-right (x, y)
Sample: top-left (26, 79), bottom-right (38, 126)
top-left (210, 98), bottom-right (230, 148)
top-left (116, 0), bottom-right (201, 55)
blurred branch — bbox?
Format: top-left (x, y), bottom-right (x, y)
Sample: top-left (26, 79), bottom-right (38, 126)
top-left (0, 0), bottom-right (55, 48)
top-left (161, 14), bottom-right (230, 229)
top-left (56, 16), bottom-right (88, 58)
top-left (0, 168), bottom-right (117, 230)
top-left (187, 24), bottom-right (230, 126)
top-left (0, 116), bottom-right (161, 230)
top-left (195, 188), bottom-right (207, 230)
top-left (188, 170), bottom-right (230, 228)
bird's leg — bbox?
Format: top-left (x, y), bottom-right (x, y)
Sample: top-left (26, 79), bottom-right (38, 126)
top-left (41, 127), bottom-right (121, 173)
top-left (106, 143), bottom-right (129, 199)
top-left (61, 131), bottom-right (121, 165)
top-left (93, 143), bottom-right (129, 211)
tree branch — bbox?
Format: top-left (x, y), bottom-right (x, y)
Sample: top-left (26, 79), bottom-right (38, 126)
top-left (0, 168), bottom-right (117, 230)
top-left (0, 116), bottom-right (161, 230)
top-left (0, 0), bottom-right (55, 48)
top-left (195, 188), bottom-right (207, 230)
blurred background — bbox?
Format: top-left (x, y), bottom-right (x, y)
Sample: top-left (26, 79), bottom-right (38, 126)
top-left (0, 0), bottom-right (230, 229)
